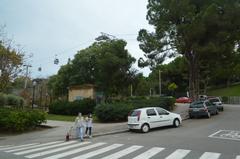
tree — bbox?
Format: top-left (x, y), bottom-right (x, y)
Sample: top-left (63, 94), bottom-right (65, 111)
top-left (0, 41), bottom-right (24, 92)
top-left (168, 82), bottom-right (178, 96)
top-left (48, 35), bottom-right (136, 99)
top-left (138, 0), bottom-right (240, 100)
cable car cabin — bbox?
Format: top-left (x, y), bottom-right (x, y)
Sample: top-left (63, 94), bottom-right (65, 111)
top-left (54, 58), bottom-right (59, 65)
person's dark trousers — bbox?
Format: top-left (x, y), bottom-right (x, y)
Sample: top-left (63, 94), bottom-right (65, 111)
top-left (85, 127), bottom-right (92, 136)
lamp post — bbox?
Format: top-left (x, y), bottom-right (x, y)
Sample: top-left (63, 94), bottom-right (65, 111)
top-left (159, 70), bottom-right (162, 96)
top-left (32, 80), bottom-right (37, 109)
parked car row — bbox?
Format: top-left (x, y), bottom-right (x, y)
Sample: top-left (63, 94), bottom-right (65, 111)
top-left (127, 96), bottom-right (224, 133)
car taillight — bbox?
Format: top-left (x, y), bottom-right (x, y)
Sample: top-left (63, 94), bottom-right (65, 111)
top-left (137, 111), bottom-right (141, 121)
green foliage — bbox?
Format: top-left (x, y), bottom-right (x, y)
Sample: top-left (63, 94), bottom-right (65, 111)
top-left (0, 39), bottom-right (24, 92)
top-left (138, 0), bottom-right (240, 99)
top-left (5, 94), bottom-right (24, 107)
top-left (94, 103), bottom-right (134, 122)
top-left (49, 98), bottom-right (96, 116)
top-left (48, 37), bottom-right (136, 98)
top-left (207, 84), bottom-right (240, 96)
top-left (0, 93), bottom-right (6, 107)
top-left (0, 108), bottom-right (46, 132)
top-left (94, 96), bottom-right (175, 122)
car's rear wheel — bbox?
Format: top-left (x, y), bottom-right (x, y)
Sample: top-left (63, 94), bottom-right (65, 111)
top-left (141, 124), bottom-right (150, 133)
top-left (173, 119), bottom-right (180, 127)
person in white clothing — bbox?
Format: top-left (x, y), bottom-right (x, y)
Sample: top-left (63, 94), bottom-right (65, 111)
top-left (75, 112), bottom-right (85, 141)
top-left (85, 113), bottom-right (93, 138)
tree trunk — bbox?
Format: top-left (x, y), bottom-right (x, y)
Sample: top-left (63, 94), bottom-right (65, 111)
top-left (186, 50), bottom-right (199, 101)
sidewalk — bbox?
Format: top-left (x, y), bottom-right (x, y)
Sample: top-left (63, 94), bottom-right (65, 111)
top-left (42, 103), bottom-right (189, 138)
top-left (0, 104), bottom-right (189, 144)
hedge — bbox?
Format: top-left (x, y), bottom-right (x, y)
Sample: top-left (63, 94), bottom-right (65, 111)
top-left (49, 98), bottom-right (96, 116)
top-left (95, 96), bottom-right (175, 122)
top-left (0, 93), bottom-right (25, 108)
top-left (0, 108), bottom-right (46, 132)
top-left (94, 103), bottom-right (134, 122)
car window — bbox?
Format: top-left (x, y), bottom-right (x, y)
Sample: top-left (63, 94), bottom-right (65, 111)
top-left (190, 101), bottom-right (204, 108)
top-left (205, 101), bottom-right (211, 106)
top-left (130, 110), bottom-right (141, 117)
top-left (146, 109), bottom-right (157, 116)
top-left (156, 107), bottom-right (168, 115)
top-left (209, 98), bottom-right (220, 103)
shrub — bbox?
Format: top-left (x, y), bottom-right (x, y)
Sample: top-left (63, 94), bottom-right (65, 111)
top-left (49, 98), bottom-right (96, 116)
top-left (125, 96), bottom-right (175, 110)
top-left (0, 108), bottom-right (46, 132)
top-left (4, 94), bottom-right (25, 108)
top-left (94, 103), bottom-right (133, 122)
top-left (0, 93), bottom-right (6, 107)
top-left (94, 96), bottom-right (175, 122)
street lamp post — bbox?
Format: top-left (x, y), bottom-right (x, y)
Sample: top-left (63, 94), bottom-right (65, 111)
top-left (32, 80), bottom-right (37, 109)
top-left (159, 70), bottom-right (162, 96)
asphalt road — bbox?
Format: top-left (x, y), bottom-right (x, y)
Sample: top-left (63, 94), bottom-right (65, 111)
top-left (0, 104), bottom-right (239, 159)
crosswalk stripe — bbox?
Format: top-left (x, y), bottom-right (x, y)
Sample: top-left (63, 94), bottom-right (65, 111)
top-left (236, 156), bottom-right (240, 159)
top-left (199, 152), bottom-right (221, 159)
top-left (165, 149), bottom-right (191, 159)
top-left (43, 142), bottom-right (106, 159)
top-left (0, 145), bottom-right (12, 148)
top-left (5, 141), bottom-right (63, 153)
top-left (0, 143), bottom-right (39, 151)
top-left (133, 147), bottom-right (165, 159)
top-left (71, 144), bottom-right (123, 159)
top-left (14, 141), bottom-right (77, 155)
top-left (101, 145), bottom-right (143, 159)
top-left (25, 142), bottom-right (91, 158)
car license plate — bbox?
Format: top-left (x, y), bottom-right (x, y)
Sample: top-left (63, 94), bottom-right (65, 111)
top-left (193, 108), bottom-right (199, 112)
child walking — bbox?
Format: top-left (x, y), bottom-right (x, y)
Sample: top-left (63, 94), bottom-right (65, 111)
top-left (75, 112), bottom-right (85, 141)
top-left (85, 113), bottom-right (93, 138)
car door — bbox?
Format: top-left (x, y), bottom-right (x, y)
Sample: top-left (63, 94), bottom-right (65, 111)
top-left (156, 107), bottom-right (172, 126)
top-left (146, 108), bottom-right (159, 128)
top-left (205, 101), bottom-right (215, 114)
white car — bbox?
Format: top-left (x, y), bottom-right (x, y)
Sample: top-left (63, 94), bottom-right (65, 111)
top-left (128, 107), bottom-right (182, 133)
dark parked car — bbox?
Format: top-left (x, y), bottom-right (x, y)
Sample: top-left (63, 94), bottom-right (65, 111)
top-left (208, 97), bottom-right (224, 111)
top-left (189, 100), bottom-right (218, 118)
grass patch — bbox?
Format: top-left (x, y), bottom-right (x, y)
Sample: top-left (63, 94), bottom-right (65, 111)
top-left (46, 114), bottom-right (76, 122)
top-left (46, 114), bottom-right (99, 122)
top-left (207, 84), bottom-right (240, 96)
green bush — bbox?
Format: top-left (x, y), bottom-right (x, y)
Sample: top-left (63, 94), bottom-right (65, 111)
top-left (94, 96), bottom-right (175, 122)
top-left (125, 96), bottom-right (175, 110)
top-left (0, 108), bottom-right (46, 132)
top-left (49, 98), bottom-right (96, 116)
top-left (0, 93), bottom-right (6, 107)
top-left (94, 103), bottom-right (134, 122)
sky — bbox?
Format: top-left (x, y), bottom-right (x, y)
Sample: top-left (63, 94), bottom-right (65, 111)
top-left (0, 0), bottom-right (153, 78)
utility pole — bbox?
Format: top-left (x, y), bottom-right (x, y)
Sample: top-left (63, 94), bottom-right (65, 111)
top-left (23, 64), bottom-right (32, 89)
top-left (159, 70), bottom-right (162, 96)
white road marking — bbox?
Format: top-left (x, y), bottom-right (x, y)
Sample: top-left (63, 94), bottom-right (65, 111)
top-left (14, 141), bottom-right (77, 155)
top-left (0, 143), bottom-right (39, 151)
top-left (5, 141), bottom-right (63, 152)
top-left (43, 142), bottom-right (106, 159)
top-left (133, 147), bottom-right (165, 159)
top-left (25, 142), bottom-right (91, 158)
top-left (0, 145), bottom-right (12, 148)
top-left (72, 144), bottom-right (123, 159)
top-left (208, 130), bottom-right (223, 137)
top-left (165, 149), bottom-right (191, 159)
top-left (199, 152), bottom-right (221, 159)
top-left (236, 156), bottom-right (240, 159)
top-left (101, 145), bottom-right (143, 159)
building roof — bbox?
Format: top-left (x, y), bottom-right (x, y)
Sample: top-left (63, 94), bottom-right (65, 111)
top-left (68, 84), bottom-right (95, 90)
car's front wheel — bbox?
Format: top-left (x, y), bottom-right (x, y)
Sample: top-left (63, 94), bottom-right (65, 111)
top-left (141, 124), bottom-right (150, 133)
top-left (173, 119), bottom-right (180, 127)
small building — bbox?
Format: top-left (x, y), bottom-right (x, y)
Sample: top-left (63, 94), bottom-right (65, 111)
top-left (68, 84), bottom-right (96, 102)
